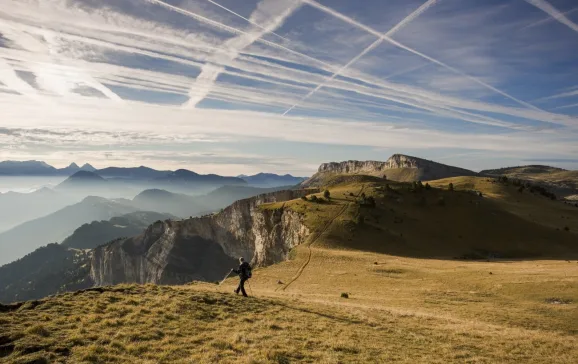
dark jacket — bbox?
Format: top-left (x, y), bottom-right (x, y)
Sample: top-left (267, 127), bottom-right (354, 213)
top-left (234, 262), bottom-right (251, 279)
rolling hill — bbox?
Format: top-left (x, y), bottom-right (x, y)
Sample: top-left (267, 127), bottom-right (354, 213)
top-left (480, 165), bottom-right (578, 198)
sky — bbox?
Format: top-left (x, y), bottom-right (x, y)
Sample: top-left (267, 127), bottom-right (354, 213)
top-left (0, 0), bottom-right (577, 176)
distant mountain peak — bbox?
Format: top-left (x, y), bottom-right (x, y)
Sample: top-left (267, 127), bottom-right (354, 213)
top-left (81, 163), bottom-right (97, 172)
top-left (67, 162), bottom-right (80, 169)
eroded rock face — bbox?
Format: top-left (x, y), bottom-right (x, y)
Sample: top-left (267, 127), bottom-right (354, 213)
top-left (90, 190), bottom-right (314, 286)
top-left (305, 154), bottom-right (477, 185)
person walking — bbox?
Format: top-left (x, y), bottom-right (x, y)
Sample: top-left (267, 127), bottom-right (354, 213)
top-left (233, 257), bottom-right (252, 297)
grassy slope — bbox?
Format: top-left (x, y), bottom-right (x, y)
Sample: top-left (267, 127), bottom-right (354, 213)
top-left (2, 176), bottom-right (577, 363)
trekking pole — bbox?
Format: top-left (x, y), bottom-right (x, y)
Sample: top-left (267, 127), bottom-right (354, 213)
top-left (247, 280), bottom-right (254, 296)
top-left (219, 269), bottom-right (234, 286)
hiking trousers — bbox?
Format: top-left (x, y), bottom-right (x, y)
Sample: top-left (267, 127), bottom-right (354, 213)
top-left (236, 278), bottom-right (248, 297)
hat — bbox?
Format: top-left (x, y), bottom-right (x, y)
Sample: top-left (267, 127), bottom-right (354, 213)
top-left (239, 257), bottom-right (245, 262)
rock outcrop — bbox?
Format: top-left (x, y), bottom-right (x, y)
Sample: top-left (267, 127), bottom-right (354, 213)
top-left (303, 154), bottom-right (477, 186)
top-left (90, 189), bottom-right (314, 286)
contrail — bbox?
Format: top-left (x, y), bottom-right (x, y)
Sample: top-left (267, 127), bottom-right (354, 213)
top-left (283, 37), bottom-right (384, 115)
top-left (206, 0), bottom-right (291, 42)
top-left (283, 0), bottom-right (438, 115)
top-left (303, 0), bottom-right (542, 112)
top-left (554, 102), bottom-right (578, 110)
top-left (523, 6), bottom-right (578, 29)
top-left (144, 0), bottom-right (329, 69)
top-left (525, 0), bottom-right (578, 33)
top-left (182, 0), bottom-right (302, 108)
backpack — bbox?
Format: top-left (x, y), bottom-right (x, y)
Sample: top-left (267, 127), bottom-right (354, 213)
top-left (242, 263), bottom-right (252, 279)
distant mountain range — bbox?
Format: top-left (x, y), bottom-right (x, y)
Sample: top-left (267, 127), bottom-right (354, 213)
top-left (0, 161), bottom-right (96, 176)
top-left (0, 161), bottom-right (306, 186)
top-left (237, 173), bottom-right (306, 187)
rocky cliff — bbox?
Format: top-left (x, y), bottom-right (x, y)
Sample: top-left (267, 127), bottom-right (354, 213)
top-left (90, 189), bottom-right (314, 286)
top-left (304, 154), bottom-right (477, 186)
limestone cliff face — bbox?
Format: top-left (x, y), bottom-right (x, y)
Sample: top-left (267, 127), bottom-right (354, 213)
top-left (90, 190), bottom-right (314, 286)
top-left (305, 154), bottom-right (477, 185)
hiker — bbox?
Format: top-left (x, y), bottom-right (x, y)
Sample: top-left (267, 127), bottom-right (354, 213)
top-left (233, 257), bottom-right (252, 297)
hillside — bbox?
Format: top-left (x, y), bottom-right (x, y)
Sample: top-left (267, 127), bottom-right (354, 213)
top-left (1, 176), bottom-right (578, 363)
top-left (302, 154), bottom-right (477, 186)
top-left (0, 244), bottom-right (91, 303)
top-left (61, 211), bottom-right (176, 250)
top-left (0, 196), bottom-right (138, 266)
top-left (0, 188), bottom-right (77, 233)
top-left (480, 165), bottom-right (578, 198)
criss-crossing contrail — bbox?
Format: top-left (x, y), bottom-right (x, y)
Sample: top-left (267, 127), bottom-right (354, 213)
top-left (144, 0), bottom-right (331, 69)
top-left (283, 0), bottom-right (438, 115)
top-left (302, 0), bottom-right (543, 112)
top-left (206, 0), bottom-right (291, 42)
top-left (523, 6), bottom-right (578, 29)
top-left (526, 0), bottom-right (578, 33)
top-left (183, 0), bottom-right (302, 109)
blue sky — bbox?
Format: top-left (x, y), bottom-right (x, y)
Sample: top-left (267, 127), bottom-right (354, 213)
top-left (0, 0), bottom-right (577, 176)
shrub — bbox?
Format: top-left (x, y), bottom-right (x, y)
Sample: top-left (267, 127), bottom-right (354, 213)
top-left (425, 183), bottom-right (431, 190)
top-left (448, 183), bottom-right (454, 191)
top-left (301, 196), bottom-right (308, 201)
top-left (310, 195), bottom-right (318, 202)
top-left (478, 192), bottom-right (483, 197)
top-left (324, 190), bottom-right (331, 199)
top-left (383, 174), bottom-right (387, 180)
top-left (366, 196), bottom-right (376, 207)
top-left (564, 226), bottom-right (570, 232)
top-left (349, 192), bottom-right (354, 197)
top-left (341, 292), bottom-right (349, 299)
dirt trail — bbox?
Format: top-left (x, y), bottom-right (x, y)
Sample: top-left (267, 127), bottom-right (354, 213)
top-left (279, 186), bottom-right (365, 292)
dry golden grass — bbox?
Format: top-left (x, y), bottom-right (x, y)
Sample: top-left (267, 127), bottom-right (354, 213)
top-left (2, 176), bottom-right (577, 363)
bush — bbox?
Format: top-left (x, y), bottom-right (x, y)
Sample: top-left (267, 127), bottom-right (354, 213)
top-left (564, 226), bottom-right (570, 232)
top-left (301, 196), bottom-right (308, 201)
top-left (324, 190), bottom-right (331, 199)
top-left (341, 292), bottom-right (349, 299)
top-left (310, 195), bottom-right (318, 202)
top-left (448, 183), bottom-right (454, 191)
top-left (425, 183), bottom-right (431, 190)
top-left (349, 192), bottom-right (354, 197)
